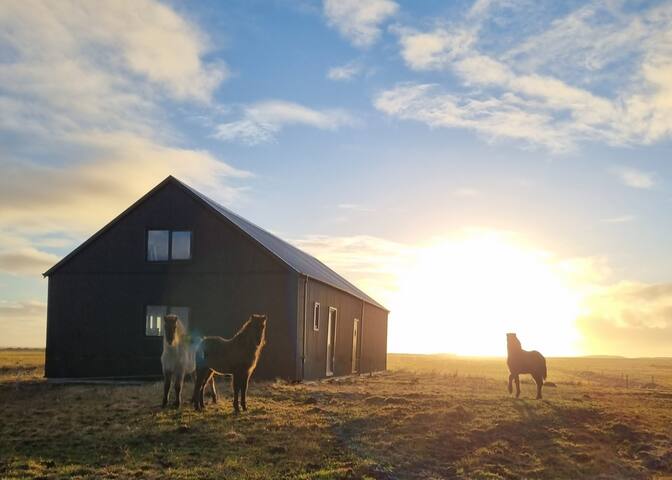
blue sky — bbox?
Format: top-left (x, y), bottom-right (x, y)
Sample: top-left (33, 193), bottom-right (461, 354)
top-left (2, 0), bottom-right (672, 355)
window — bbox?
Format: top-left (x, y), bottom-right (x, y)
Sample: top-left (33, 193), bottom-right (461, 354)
top-left (171, 231), bottom-right (192, 260)
top-left (313, 302), bottom-right (320, 331)
top-left (147, 230), bottom-right (192, 261)
top-left (145, 305), bottom-right (167, 336)
top-left (147, 230), bottom-right (169, 261)
top-left (145, 305), bottom-right (190, 336)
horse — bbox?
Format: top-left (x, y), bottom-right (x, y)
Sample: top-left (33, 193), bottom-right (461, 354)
top-left (192, 314), bottom-right (267, 413)
top-left (506, 333), bottom-right (547, 399)
top-left (161, 314), bottom-right (216, 408)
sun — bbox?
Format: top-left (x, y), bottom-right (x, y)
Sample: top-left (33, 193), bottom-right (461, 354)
top-left (387, 231), bottom-right (583, 356)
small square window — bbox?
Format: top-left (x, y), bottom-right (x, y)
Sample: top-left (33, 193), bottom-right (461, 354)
top-left (313, 302), bottom-right (320, 331)
top-left (147, 230), bottom-right (169, 261)
top-left (171, 231), bottom-right (191, 260)
top-left (145, 305), bottom-right (190, 336)
top-left (145, 305), bottom-right (167, 336)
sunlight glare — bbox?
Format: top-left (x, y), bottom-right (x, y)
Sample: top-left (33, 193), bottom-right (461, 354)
top-left (388, 231), bottom-right (583, 356)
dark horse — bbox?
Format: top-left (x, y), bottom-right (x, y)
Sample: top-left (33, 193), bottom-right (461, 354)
top-left (507, 333), bottom-right (547, 399)
top-left (192, 314), bottom-right (267, 413)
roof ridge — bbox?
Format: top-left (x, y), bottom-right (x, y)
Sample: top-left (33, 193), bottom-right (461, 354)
top-left (173, 178), bottom-right (387, 311)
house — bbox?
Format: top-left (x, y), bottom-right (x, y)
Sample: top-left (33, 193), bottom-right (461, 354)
top-left (43, 176), bottom-right (388, 380)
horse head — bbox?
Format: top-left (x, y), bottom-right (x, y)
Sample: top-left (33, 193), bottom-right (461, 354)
top-left (164, 314), bottom-right (180, 346)
top-left (506, 332), bottom-right (521, 350)
top-left (249, 313), bottom-right (267, 346)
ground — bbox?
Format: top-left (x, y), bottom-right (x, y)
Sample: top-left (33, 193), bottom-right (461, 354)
top-left (1, 351), bottom-right (671, 479)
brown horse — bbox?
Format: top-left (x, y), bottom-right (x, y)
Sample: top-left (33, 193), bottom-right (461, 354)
top-left (192, 314), bottom-right (267, 413)
top-left (506, 333), bottom-right (547, 399)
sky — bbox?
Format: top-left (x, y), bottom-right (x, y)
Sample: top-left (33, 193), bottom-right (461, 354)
top-left (1, 0), bottom-right (672, 357)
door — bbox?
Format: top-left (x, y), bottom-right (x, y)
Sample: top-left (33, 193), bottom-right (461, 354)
top-left (326, 307), bottom-right (337, 376)
top-left (352, 318), bottom-right (360, 373)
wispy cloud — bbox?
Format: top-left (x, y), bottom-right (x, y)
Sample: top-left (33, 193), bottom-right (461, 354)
top-left (337, 203), bottom-right (374, 212)
top-left (323, 0), bottom-right (398, 48)
top-left (327, 61), bottom-right (364, 81)
top-left (380, 1), bottom-right (672, 151)
top-left (611, 167), bottom-right (656, 189)
top-left (374, 83), bottom-right (572, 151)
top-left (602, 215), bottom-right (636, 224)
top-left (214, 101), bottom-right (356, 145)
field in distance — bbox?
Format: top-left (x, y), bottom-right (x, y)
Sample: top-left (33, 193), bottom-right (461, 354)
top-left (1, 350), bottom-right (671, 479)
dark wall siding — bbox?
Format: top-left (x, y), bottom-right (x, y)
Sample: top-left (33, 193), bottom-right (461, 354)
top-left (45, 182), bottom-right (297, 379)
top-left (361, 303), bottom-right (388, 373)
top-left (302, 279), bottom-right (386, 380)
top-left (46, 272), bottom-right (296, 379)
top-left (56, 182), bottom-right (286, 276)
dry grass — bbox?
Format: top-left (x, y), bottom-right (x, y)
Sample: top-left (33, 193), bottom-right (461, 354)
top-left (1, 351), bottom-right (672, 479)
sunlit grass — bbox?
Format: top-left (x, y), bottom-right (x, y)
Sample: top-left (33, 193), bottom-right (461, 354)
top-left (1, 351), bottom-right (671, 479)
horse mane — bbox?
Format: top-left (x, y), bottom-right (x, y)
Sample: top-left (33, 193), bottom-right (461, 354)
top-left (507, 333), bottom-right (522, 351)
top-left (232, 315), bottom-right (266, 347)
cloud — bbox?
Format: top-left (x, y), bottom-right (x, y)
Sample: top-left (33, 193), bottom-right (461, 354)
top-left (323, 0), bottom-right (398, 48)
top-left (578, 282), bottom-right (672, 357)
top-left (214, 101), bottom-right (356, 145)
top-left (337, 203), bottom-right (374, 212)
top-left (290, 234), bottom-right (414, 303)
top-left (385, 2), bottom-right (672, 151)
top-left (397, 27), bottom-right (477, 71)
top-left (602, 215), bottom-right (635, 224)
top-left (0, 0), bottom-right (249, 244)
top-left (0, 248), bottom-right (59, 276)
top-left (327, 61), bottom-right (363, 81)
top-left (0, 300), bottom-right (46, 348)
top-left (0, 0), bottom-right (226, 104)
top-left (611, 167), bottom-right (656, 189)
top-left (374, 83), bottom-right (572, 151)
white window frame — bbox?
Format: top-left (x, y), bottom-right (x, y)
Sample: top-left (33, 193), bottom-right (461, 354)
top-left (313, 302), bottom-right (320, 331)
top-left (352, 318), bottom-right (360, 374)
top-left (326, 307), bottom-right (337, 377)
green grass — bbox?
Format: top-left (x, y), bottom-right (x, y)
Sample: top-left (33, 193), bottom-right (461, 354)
top-left (1, 351), bottom-right (671, 479)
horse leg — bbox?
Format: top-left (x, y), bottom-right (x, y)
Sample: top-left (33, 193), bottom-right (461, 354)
top-left (162, 372), bottom-right (171, 408)
top-left (240, 373), bottom-right (249, 411)
top-left (514, 375), bottom-right (521, 398)
top-left (508, 373), bottom-right (514, 394)
top-left (209, 376), bottom-right (218, 404)
top-left (192, 368), bottom-right (207, 411)
top-left (534, 374), bottom-right (543, 400)
top-left (200, 371), bottom-right (213, 411)
top-left (174, 371), bottom-right (184, 408)
top-left (232, 373), bottom-right (241, 414)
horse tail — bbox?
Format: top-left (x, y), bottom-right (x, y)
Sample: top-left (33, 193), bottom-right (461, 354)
top-left (542, 356), bottom-right (547, 380)
top-left (194, 338), bottom-right (206, 369)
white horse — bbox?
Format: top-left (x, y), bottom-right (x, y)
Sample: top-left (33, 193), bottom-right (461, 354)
top-left (161, 314), bottom-right (216, 408)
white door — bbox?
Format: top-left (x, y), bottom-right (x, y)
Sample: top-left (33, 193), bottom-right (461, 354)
top-left (352, 318), bottom-right (360, 373)
top-left (326, 307), bottom-right (337, 376)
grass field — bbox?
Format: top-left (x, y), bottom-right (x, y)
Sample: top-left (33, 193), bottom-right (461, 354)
top-left (1, 351), bottom-right (671, 479)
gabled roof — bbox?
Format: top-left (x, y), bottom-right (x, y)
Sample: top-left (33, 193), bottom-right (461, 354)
top-left (45, 176), bottom-right (388, 311)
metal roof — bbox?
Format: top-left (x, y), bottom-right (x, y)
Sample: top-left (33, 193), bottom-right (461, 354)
top-left (45, 176), bottom-right (387, 311)
top-left (176, 178), bottom-right (388, 311)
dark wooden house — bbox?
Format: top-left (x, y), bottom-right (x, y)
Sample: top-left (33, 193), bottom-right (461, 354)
top-left (43, 176), bottom-right (388, 380)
